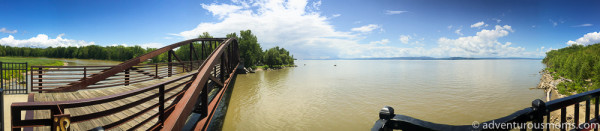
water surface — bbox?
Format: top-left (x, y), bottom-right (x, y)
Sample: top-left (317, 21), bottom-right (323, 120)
top-left (223, 60), bottom-right (545, 130)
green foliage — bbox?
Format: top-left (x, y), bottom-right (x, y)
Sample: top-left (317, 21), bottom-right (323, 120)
top-left (0, 45), bottom-right (153, 62)
top-left (235, 30), bottom-right (264, 68)
top-left (263, 46), bottom-right (294, 67)
top-left (0, 56), bottom-right (64, 80)
top-left (543, 43), bottom-right (600, 95)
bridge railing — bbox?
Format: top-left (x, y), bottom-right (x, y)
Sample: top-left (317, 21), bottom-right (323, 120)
top-left (11, 38), bottom-right (239, 130)
top-left (30, 60), bottom-right (202, 93)
top-left (11, 72), bottom-right (196, 130)
top-left (372, 88), bottom-right (600, 131)
top-left (163, 38), bottom-right (240, 131)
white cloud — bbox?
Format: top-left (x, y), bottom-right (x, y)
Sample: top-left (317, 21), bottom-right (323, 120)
top-left (177, 0), bottom-right (537, 59)
top-left (572, 23), bottom-right (593, 27)
top-left (331, 14), bottom-right (341, 18)
top-left (454, 29), bottom-right (463, 36)
top-left (436, 25), bottom-right (525, 57)
top-left (201, 3), bottom-right (244, 19)
top-left (385, 10), bottom-right (407, 15)
top-left (351, 24), bottom-right (381, 33)
top-left (566, 32), bottom-right (600, 45)
top-left (447, 25), bottom-right (453, 30)
top-left (0, 34), bottom-right (94, 47)
top-left (369, 39), bottom-right (390, 45)
top-left (470, 21), bottom-right (485, 28)
top-left (493, 18), bottom-right (501, 23)
top-left (399, 35), bottom-right (411, 44)
top-left (549, 19), bottom-right (558, 27)
top-left (0, 28), bottom-right (17, 34)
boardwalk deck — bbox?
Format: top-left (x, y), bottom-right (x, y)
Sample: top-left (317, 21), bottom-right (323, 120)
top-left (30, 72), bottom-right (194, 131)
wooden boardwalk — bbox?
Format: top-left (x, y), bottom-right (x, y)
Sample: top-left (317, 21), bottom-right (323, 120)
top-left (30, 72), bottom-right (194, 131)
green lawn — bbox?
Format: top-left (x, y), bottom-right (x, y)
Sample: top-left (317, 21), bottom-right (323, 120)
top-left (1, 56), bottom-right (64, 79)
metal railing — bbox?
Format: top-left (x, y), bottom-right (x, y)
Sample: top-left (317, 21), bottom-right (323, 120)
top-left (372, 88), bottom-right (600, 131)
top-left (1, 62), bottom-right (28, 94)
top-left (11, 38), bottom-right (240, 131)
top-left (30, 60), bottom-right (201, 93)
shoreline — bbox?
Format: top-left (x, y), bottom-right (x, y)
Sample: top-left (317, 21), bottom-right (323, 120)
top-left (537, 69), bottom-right (592, 125)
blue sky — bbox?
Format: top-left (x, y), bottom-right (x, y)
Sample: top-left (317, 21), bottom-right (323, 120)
top-left (1, 0), bottom-right (599, 59)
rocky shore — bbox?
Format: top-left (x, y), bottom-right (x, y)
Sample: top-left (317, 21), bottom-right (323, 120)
top-left (537, 69), bottom-right (568, 100)
top-left (537, 69), bottom-right (592, 126)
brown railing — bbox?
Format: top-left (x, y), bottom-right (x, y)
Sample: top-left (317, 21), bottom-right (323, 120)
top-left (30, 60), bottom-right (201, 93)
top-left (163, 38), bottom-right (239, 131)
top-left (12, 73), bottom-right (195, 130)
top-left (11, 38), bottom-right (240, 130)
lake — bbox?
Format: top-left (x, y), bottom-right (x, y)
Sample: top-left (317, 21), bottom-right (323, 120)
top-left (222, 60), bottom-right (546, 130)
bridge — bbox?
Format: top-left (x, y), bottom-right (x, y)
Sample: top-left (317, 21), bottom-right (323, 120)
top-left (8, 38), bottom-right (240, 131)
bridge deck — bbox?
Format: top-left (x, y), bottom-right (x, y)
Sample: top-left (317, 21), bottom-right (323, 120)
top-left (30, 72), bottom-right (193, 131)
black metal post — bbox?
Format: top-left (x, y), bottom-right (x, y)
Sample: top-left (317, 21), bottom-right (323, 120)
top-left (125, 69), bottom-right (129, 86)
top-left (159, 84), bottom-right (165, 127)
top-left (38, 67), bottom-right (42, 93)
top-left (1, 61), bottom-right (3, 92)
top-left (168, 51), bottom-right (172, 77)
top-left (25, 62), bottom-right (28, 94)
top-left (1, 88), bottom-right (4, 130)
top-left (531, 99), bottom-right (545, 131)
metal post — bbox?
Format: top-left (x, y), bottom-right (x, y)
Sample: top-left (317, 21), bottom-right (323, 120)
top-left (168, 51), bottom-right (172, 77)
top-left (1, 61), bottom-right (3, 92)
top-left (190, 43), bottom-right (193, 70)
top-left (1, 88), bottom-right (4, 130)
top-left (125, 68), bottom-right (129, 86)
top-left (83, 67), bottom-right (87, 80)
top-left (531, 99), bottom-right (545, 131)
top-left (25, 62), bottom-right (28, 94)
top-left (38, 67), bottom-right (42, 93)
top-left (159, 84), bottom-right (165, 127)
top-left (201, 41), bottom-right (205, 60)
top-left (155, 64), bottom-right (158, 79)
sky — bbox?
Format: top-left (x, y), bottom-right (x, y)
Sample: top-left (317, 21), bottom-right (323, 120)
top-left (1, 0), bottom-right (600, 59)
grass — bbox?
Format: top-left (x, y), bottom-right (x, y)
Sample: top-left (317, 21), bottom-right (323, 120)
top-left (1, 56), bottom-right (64, 80)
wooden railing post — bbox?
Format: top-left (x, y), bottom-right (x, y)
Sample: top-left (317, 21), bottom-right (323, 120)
top-left (168, 51), bottom-right (172, 77)
top-left (38, 67), bottom-right (42, 93)
top-left (125, 68), bottom-right (130, 86)
top-left (155, 64), bottom-right (158, 79)
top-left (159, 84), bottom-right (165, 128)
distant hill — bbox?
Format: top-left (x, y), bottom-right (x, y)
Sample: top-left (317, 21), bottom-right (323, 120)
top-left (306, 57), bottom-right (542, 60)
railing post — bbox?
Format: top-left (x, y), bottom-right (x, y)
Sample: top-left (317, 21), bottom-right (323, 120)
top-left (38, 67), bottom-right (42, 93)
top-left (25, 62), bottom-right (28, 94)
top-left (531, 99), bottom-right (545, 131)
top-left (1, 61), bottom-right (3, 92)
top-left (159, 84), bottom-right (165, 128)
top-left (51, 105), bottom-right (68, 131)
top-left (1, 88), bottom-right (3, 130)
top-left (190, 43), bottom-right (193, 70)
top-left (125, 68), bottom-right (130, 86)
top-left (168, 51), bottom-right (172, 77)
top-left (372, 106), bottom-right (394, 131)
top-left (155, 64), bottom-right (158, 79)
top-left (83, 67), bottom-right (87, 80)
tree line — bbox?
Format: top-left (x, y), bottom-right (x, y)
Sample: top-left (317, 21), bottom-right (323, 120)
top-left (543, 43), bottom-right (600, 95)
top-left (0, 30), bottom-right (294, 68)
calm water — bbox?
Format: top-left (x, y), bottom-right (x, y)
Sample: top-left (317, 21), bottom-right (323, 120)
top-left (222, 60), bottom-right (546, 130)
